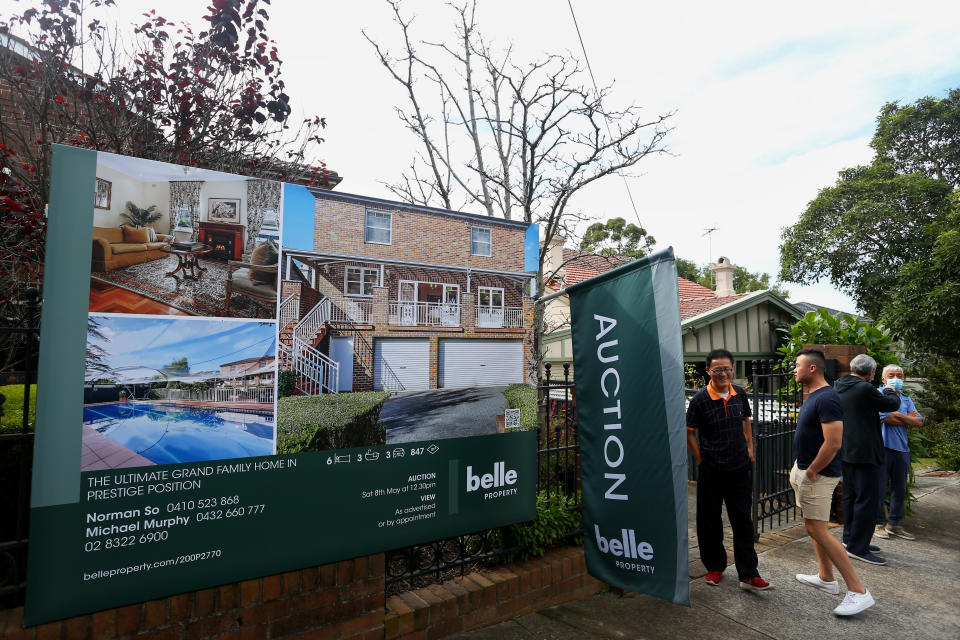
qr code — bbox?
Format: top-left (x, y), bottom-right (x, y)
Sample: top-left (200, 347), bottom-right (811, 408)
top-left (504, 408), bottom-right (522, 430)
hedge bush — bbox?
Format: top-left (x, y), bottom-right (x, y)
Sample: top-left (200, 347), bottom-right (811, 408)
top-left (929, 420), bottom-right (960, 471)
top-left (504, 383), bottom-right (537, 431)
top-left (0, 384), bottom-right (36, 434)
top-left (277, 370), bottom-right (296, 398)
top-left (277, 391), bottom-right (389, 453)
top-left (491, 490), bottom-right (582, 561)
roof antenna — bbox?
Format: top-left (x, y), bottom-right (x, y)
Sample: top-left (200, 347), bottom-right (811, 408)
top-left (703, 225), bottom-right (718, 287)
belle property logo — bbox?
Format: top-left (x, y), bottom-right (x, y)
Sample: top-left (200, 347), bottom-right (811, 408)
top-left (466, 461), bottom-right (518, 499)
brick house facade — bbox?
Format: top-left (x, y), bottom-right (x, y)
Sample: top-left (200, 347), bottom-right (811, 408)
top-left (280, 190), bottom-right (535, 392)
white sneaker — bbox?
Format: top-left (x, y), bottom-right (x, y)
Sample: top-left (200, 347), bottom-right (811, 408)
top-left (833, 590), bottom-right (875, 616)
top-left (796, 573), bottom-right (840, 595)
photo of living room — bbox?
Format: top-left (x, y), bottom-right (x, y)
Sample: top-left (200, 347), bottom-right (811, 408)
top-left (88, 151), bottom-right (281, 319)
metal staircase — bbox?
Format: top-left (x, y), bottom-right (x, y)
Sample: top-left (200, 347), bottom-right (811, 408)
top-left (278, 297), bottom-right (340, 395)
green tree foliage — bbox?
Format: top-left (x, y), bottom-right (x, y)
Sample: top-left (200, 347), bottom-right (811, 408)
top-left (882, 210), bottom-right (960, 356)
top-left (779, 163), bottom-right (953, 318)
top-left (675, 257), bottom-right (704, 284)
top-left (677, 257), bottom-right (789, 297)
top-left (781, 88), bottom-right (960, 329)
top-left (579, 217), bottom-right (655, 258)
top-left (161, 358), bottom-right (189, 375)
top-left (777, 309), bottom-right (898, 370)
top-left (872, 88), bottom-right (960, 187)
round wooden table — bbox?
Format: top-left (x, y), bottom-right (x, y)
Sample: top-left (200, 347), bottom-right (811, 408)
top-left (161, 245), bottom-right (212, 281)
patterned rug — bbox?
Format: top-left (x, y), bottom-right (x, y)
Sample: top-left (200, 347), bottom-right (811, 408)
top-left (91, 255), bottom-right (274, 319)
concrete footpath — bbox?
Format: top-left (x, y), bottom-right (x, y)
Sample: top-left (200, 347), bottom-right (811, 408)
top-left (452, 472), bottom-right (960, 640)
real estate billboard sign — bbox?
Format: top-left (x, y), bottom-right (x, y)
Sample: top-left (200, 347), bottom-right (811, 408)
top-left (567, 248), bottom-right (690, 605)
top-left (25, 145), bottom-right (537, 625)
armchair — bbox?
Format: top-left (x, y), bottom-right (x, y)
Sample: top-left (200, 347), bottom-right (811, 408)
top-left (225, 260), bottom-right (278, 314)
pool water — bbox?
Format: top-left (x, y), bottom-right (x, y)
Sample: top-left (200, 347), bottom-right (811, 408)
top-left (83, 403), bottom-right (274, 465)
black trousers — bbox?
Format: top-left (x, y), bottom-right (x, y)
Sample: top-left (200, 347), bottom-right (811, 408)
top-left (841, 461), bottom-right (881, 555)
top-left (696, 461), bottom-right (758, 579)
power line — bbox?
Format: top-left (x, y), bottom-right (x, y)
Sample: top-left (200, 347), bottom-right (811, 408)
top-left (567, 0), bottom-right (644, 229)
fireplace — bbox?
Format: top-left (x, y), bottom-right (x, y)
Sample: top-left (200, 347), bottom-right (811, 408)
top-left (198, 222), bottom-right (244, 261)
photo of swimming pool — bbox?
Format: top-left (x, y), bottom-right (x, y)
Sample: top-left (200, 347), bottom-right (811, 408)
top-left (83, 402), bottom-right (275, 465)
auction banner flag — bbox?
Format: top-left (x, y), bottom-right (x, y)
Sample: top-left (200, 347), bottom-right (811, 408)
top-left (568, 247), bottom-right (689, 605)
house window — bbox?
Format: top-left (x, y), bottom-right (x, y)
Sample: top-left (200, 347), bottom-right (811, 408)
top-left (345, 266), bottom-right (379, 296)
top-left (471, 226), bottom-right (491, 256)
top-left (365, 210), bottom-right (392, 244)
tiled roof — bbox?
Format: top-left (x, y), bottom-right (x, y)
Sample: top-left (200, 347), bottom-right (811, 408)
top-left (678, 279), bottom-right (715, 299)
top-left (556, 249), bottom-right (749, 321)
top-left (678, 292), bottom-right (751, 320)
top-left (560, 249), bottom-right (632, 286)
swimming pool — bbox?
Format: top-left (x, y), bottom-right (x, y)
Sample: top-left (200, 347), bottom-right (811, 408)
top-left (83, 402), bottom-right (274, 465)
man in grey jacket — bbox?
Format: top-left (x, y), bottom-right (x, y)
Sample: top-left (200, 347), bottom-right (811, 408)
top-left (834, 354), bottom-right (901, 565)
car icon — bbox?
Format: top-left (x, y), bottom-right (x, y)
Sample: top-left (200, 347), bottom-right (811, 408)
top-left (392, 447), bottom-right (405, 458)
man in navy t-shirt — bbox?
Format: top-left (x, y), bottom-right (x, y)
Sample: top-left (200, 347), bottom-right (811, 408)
top-left (790, 348), bottom-right (875, 616)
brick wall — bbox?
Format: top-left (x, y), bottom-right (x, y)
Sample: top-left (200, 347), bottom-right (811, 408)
top-left (0, 554), bottom-right (386, 640)
top-left (1, 546), bottom-right (600, 640)
top-left (384, 547), bottom-right (600, 640)
top-left (312, 195), bottom-right (525, 272)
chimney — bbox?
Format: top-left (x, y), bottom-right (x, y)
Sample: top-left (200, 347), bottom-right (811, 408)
top-left (541, 235), bottom-right (566, 284)
top-left (710, 256), bottom-right (737, 297)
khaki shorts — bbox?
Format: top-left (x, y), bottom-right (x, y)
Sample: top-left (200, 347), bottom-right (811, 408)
top-left (789, 462), bottom-right (840, 522)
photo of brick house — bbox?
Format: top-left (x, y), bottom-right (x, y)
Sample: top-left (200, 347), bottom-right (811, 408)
top-left (219, 356), bottom-right (276, 388)
top-left (278, 190), bottom-right (536, 394)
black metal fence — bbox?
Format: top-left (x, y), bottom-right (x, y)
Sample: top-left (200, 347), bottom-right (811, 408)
top-left (384, 362), bottom-right (581, 593)
top-left (0, 290), bottom-right (40, 609)
top-left (750, 359), bottom-right (801, 536)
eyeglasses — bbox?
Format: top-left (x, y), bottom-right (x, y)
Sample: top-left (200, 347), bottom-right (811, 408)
top-left (709, 367), bottom-right (734, 375)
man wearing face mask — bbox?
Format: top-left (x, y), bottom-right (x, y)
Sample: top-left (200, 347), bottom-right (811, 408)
top-left (833, 354), bottom-right (901, 566)
top-left (875, 364), bottom-right (924, 541)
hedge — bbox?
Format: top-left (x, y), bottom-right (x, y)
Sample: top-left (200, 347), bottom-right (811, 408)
top-left (504, 383), bottom-right (537, 431)
top-left (277, 391), bottom-right (389, 453)
top-left (0, 384), bottom-right (36, 434)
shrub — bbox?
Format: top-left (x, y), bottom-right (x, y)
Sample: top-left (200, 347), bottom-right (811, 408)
top-left (914, 357), bottom-right (960, 423)
top-left (277, 370), bottom-right (296, 398)
top-left (929, 420), bottom-right (960, 471)
top-left (277, 391), bottom-right (389, 453)
top-left (504, 383), bottom-right (537, 431)
top-left (491, 490), bottom-right (582, 561)
top-left (0, 384), bottom-right (36, 434)
top-left (146, 389), bottom-right (164, 400)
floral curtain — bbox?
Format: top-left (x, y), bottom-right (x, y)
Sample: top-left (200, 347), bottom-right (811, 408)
top-left (168, 181), bottom-right (204, 239)
top-left (245, 179), bottom-right (282, 253)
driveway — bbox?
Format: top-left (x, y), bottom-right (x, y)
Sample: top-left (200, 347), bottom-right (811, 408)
top-left (382, 386), bottom-right (507, 444)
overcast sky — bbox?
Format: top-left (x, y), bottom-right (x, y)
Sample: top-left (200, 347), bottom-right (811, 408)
top-left (6, 0), bottom-right (960, 312)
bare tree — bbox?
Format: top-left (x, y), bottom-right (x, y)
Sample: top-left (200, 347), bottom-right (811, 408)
top-left (365, 0), bottom-right (673, 278)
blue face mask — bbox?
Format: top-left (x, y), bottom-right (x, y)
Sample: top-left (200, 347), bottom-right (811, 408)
top-left (887, 378), bottom-right (904, 391)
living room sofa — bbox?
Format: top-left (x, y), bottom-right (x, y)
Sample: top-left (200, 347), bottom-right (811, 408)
top-left (91, 226), bottom-right (173, 272)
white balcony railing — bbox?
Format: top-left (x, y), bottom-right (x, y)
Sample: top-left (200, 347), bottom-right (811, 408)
top-left (388, 301), bottom-right (461, 327)
top-left (476, 306), bottom-right (524, 328)
top-left (329, 297), bottom-right (373, 323)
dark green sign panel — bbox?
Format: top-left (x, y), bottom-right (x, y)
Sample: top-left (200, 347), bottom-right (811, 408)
top-left (25, 146), bottom-right (537, 625)
top-left (568, 248), bottom-right (690, 605)
top-left (27, 435), bottom-right (534, 624)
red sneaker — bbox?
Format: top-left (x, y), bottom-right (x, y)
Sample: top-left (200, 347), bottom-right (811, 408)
top-left (705, 571), bottom-right (723, 586)
top-left (739, 576), bottom-right (772, 591)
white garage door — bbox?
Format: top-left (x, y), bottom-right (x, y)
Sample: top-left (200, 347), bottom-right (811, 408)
top-left (374, 339), bottom-right (430, 391)
top-left (439, 340), bottom-right (523, 388)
